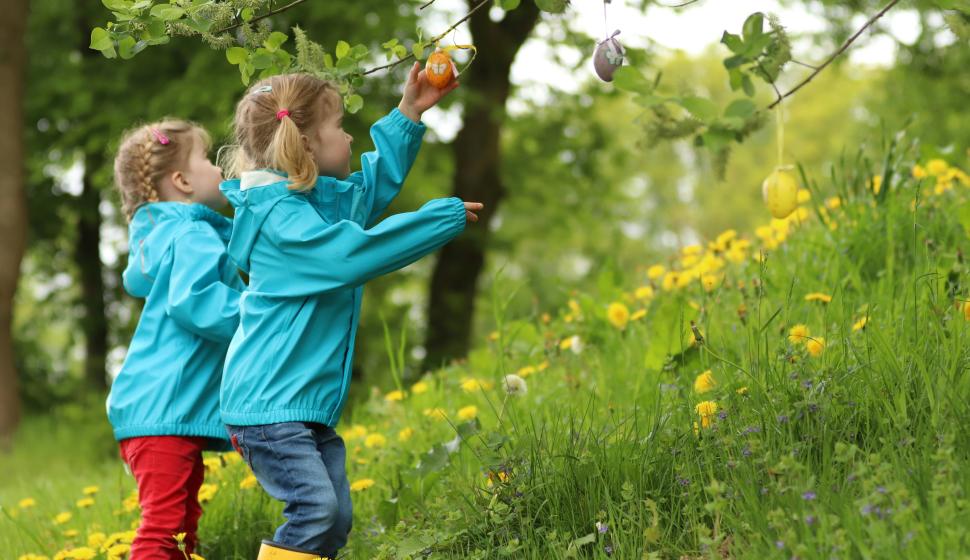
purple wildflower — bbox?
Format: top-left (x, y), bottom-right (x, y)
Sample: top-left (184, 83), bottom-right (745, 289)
top-left (802, 491), bottom-right (817, 501)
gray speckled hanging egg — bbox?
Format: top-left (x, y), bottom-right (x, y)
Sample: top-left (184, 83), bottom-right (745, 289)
top-left (594, 31), bottom-right (625, 82)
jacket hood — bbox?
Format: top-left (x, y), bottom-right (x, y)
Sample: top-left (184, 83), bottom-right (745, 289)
top-left (123, 202), bottom-right (232, 297)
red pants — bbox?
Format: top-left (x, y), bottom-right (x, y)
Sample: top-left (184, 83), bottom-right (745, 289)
top-left (120, 436), bottom-right (207, 560)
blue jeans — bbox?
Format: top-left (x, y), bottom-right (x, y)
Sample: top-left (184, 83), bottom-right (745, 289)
top-left (226, 422), bottom-right (352, 557)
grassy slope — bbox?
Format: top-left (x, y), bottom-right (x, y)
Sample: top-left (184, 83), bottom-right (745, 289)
top-left (2, 152), bottom-right (970, 560)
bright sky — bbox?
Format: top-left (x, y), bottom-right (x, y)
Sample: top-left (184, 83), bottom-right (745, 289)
top-left (418, 0), bottom-right (928, 139)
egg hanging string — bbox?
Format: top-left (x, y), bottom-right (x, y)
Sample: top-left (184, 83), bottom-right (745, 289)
top-left (603, 0), bottom-right (612, 40)
top-left (776, 98), bottom-right (784, 169)
top-left (438, 41), bottom-right (478, 79)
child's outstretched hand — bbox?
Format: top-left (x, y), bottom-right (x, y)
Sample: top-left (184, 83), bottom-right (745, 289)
top-left (398, 61), bottom-right (460, 123)
top-left (464, 202), bottom-right (484, 223)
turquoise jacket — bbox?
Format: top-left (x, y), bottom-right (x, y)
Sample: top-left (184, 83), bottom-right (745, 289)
top-left (107, 202), bottom-right (243, 444)
top-left (219, 108), bottom-right (467, 427)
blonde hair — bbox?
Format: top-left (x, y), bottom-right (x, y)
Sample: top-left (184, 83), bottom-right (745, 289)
top-left (113, 119), bottom-right (210, 221)
top-left (223, 73), bottom-right (341, 191)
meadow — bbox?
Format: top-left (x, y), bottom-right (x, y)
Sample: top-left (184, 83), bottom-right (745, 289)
top-left (3, 148), bottom-right (970, 559)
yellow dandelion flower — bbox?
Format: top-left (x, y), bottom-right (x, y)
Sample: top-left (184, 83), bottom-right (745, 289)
top-left (239, 475), bottom-right (259, 490)
top-left (202, 457), bottom-right (223, 472)
top-left (343, 425), bottom-right (368, 441)
top-left (871, 175), bottom-right (883, 194)
top-left (350, 478), bottom-right (375, 492)
top-left (488, 331), bottom-right (500, 341)
top-left (86, 532), bottom-right (106, 548)
top-left (384, 390), bottom-right (406, 402)
top-left (607, 302), bottom-right (630, 330)
top-left (411, 381), bottom-right (429, 394)
top-left (695, 401), bottom-right (718, 429)
top-left (804, 292), bottom-right (832, 303)
top-left (197, 483), bottom-right (218, 503)
top-left (62, 530), bottom-right (79, 538)
top-left (852, 317), bottom-right (868, 331)
top-left (635, 285), bottom-right (655, 300)
top-left (964, 302), bottom-right (970, 321)
top-left (693, 370), bottom-right (716, 394)
top-left (796, 189), bottom-right (811, 204)
top-left (736, 386), bottom-right (749, 395)
top-left (54, 548), bottom-right (96, 560)
top-left (76, 498), bottom-right (95, 509)
top-left (517, 365), bottom-right (536, 377)
top-left (81, 486), bottom-right (99, 496)
top-left (647, 264), bottom-right (666, 280)
top-left (568, 299), bottom-right (582, 316)
top-left (805, 337), bottom-right (825, 357)
top-left (926, 158), bottom-right (948, 176)
top-left (17, 555), bottom-right (50, 560)
top-left (18, 498), bottom-right (36, 509)
top-left (423, 407), bottom-right (448, 421)
top-left (223, 451), bottom-right (242, 465)
top-left (788, 324), bottom-right (810, 344)
top-left (457, 405), bottom-right (479, 421)
top-left (537, 360), bottom-right (550, 371)
top-left (825, 196), bottom-right (841, 210)
top-left (398, 427), bottom-right (414, 442)
top-left (54, 512), bottom-right (72, 525)
top-left (541, 312), bottom-right (552, 324)
top-left (630, 309), bottom-right (647, 321)
top-left (190, 555), bottom-right (205, 560)
top-left (461, 378), bottom-right (485, 393)
top-left (912, 164), bottom-right (927, 179)
top-left (700, 274), bottom-right (720, 292)
top-left (364, 433), bottom-right (387, 449)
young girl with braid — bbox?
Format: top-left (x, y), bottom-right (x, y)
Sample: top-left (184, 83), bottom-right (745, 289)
top-left (220, 64), bottom-right (482, 559)
top-left (107, 119), bottom-right (243, 559)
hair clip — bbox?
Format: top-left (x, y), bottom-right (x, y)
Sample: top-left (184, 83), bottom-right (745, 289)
top-left (149, 127), bottom-right (170, 145)
top-left (254, 85), bottom-right (273, 93)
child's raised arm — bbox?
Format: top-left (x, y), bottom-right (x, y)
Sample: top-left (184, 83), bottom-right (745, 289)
top-left (252, 197), bottom-right (477, 298)
top-left (166, 225), bottom-right (242, 342)
top-left (351, 62), bottom-right (460, 227)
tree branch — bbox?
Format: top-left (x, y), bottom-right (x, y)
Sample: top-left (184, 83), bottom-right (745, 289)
top-left (767, 0), bottom-right (899, 109)
top-left (362, 0), bottom-right (493, 76)
top-left (213, 0), bottom-right (313, 35)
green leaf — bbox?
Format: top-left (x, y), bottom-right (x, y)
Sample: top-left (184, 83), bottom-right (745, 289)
top-left (497, 0), bottom-right (521, 9)
top-left (381, 38), bottom-right (399, 49)
top-left (634, 93), bottom-right (666, 108)
top-left (335, 40), bottom-right (350, 59)
top-left (118, 35), bottom-right (137, 59)
top-left (612, 66), bottom-right (650, 92)
top-left (149, 3), bottom-right (185, 20)
top-left (102, 0), bottom-right (131, 12)
top-left (720, 31), bottom-right (744, 54)
top-left (742, 12), bottom-right (764, 41)
top-left (412, 42), bottom-right (427, 61)
top-left (724, 98), bottom-right (756, 119)
top-left (742, 74), bottom-right (755, 96)
top-left (226, 47), bottom-right (248, 65)
top-left (678, 96), bottom-right (719, 122)
top-left (263, 31), bottom-right (288, 52)
top-left (393, 45), bottom-right (408, 60)
top-left (90, 27), bottom-right (113, 51)
top-left (742, 33), bottom-right (772, 57)
top-left (535, 0), bottom-right (568, 13)
top-left (251, 50), bottom-right (274, 69)
top-left (344, 94), bottom-right (363, 114)
top-left (723, 54), bottom-right (746, 69)
top-left (323, 53), bottom-right (334, 69)
top-left (728, 68), bottom-right (743, 91)
top-left (182, 18), bottom-right (212, 33)
top-left (241, 7), bottom-right (254, 21)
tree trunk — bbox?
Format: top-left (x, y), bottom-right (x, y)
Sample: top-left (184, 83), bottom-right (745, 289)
top-left (77, 153), bottom-right (108, 391)
top-left (0, 0), bottom-right (30, 444)
top-left (422, 1), bottom-right (540, 370)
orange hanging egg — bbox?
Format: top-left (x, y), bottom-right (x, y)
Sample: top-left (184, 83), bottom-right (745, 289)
top-left (425, 50), bottom-right (456, 89)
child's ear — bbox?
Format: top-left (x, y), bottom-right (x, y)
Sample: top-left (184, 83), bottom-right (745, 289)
top-left (171, 171), bottom-right (194, 196)
top-left (301, 134), bottom-right (313, 153)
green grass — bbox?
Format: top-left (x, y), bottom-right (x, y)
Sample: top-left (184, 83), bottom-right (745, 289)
top-left (3, 145), bottom-right (970, 559)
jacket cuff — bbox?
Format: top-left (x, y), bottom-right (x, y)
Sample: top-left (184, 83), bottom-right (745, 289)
top-left (386, 107), bottom-right (427, 139)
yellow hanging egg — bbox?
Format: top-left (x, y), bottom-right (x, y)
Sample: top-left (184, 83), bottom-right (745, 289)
top-left (425, 50), bottom-right (456, 89)
top-left (762, 168), bottom-right (799, 219)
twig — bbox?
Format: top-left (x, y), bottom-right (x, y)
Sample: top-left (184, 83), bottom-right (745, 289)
top-left (656, 0), bottom-right (701, 7)
top-left (419, 0), bottom-right (439, 9)
top-left (767, 0), bottom-right (898, 109)
top-left (213, 0), bottom-right (312, 35)
top-left (362, 0), bottom-right (492, 76)
top-left (790, 58), bottom-right (818, 70)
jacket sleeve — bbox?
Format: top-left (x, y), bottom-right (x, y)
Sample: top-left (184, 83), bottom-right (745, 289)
top-left (166, 225), bottom-right (242, 343)
top-left (257, 196), bottom-right (466, 297)
top-left (346, 108), bottom-right (427, 227)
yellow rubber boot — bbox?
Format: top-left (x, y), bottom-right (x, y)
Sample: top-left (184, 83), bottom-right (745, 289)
top-left (256, 540), bottom-right (329, 560)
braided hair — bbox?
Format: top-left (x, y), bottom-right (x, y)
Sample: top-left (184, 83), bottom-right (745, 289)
top-left (113, 119), bottom-right (210, 221)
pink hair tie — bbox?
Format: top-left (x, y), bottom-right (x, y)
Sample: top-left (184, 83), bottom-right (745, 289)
top-left (149, 127), bottom-right (170, 145)
top-left (276, 109), bottom-right (290, 121)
